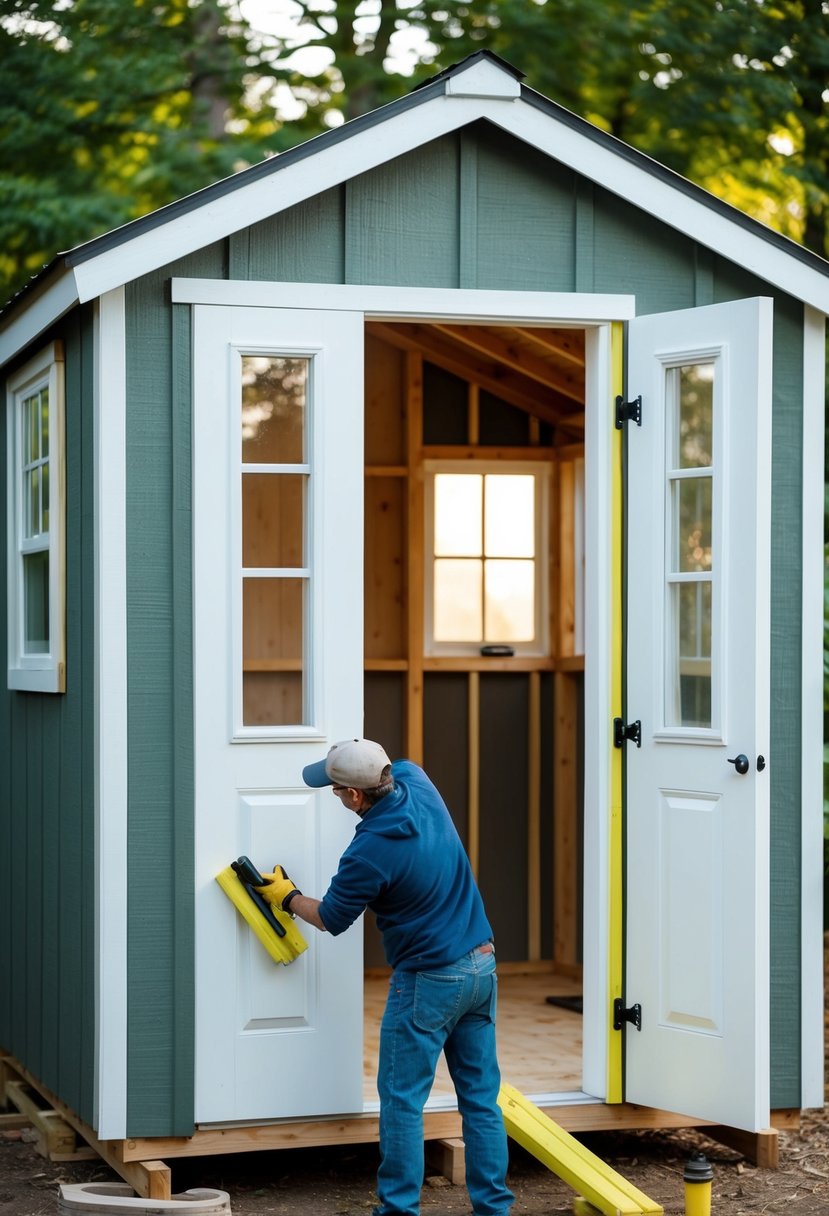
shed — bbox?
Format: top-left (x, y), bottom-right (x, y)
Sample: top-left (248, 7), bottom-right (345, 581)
top-left (0, 51), bottom-right (824, 1196)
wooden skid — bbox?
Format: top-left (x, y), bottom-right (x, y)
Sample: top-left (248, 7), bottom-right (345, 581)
top-left (498, 1084), bottom-right (663, 1216)
top-left (4, 1079), bottom-right (97, 1162)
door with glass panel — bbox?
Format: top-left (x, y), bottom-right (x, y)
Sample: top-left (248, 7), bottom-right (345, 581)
top-left (624, 298), bottom-right (772, 1131)
top-left (191, 304), bottom-right (365, 1122)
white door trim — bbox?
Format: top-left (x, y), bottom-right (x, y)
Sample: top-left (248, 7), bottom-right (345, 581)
top-left (93, 287), bottom-right (129, 1139)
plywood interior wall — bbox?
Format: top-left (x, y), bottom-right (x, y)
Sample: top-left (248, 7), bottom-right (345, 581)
top-left (363, 325), bottom-right (585, 969)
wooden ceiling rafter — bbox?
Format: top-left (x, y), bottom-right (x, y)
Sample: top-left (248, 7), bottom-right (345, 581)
top-left (432, 323), bottom-right (583, 403)
top-left (365, 320), bottom-right (585, 436)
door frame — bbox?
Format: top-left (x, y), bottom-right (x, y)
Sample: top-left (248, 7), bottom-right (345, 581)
top-left (171, 276), bottom-right (632, 1108)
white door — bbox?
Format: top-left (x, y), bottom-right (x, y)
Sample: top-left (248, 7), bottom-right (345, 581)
top-left (192, 304), bottom-right (365, 1123)
top-left (624, 297), bottom-right (772, 1131)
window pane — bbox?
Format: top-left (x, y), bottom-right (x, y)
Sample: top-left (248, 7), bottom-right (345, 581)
top-left (40, 388), bottom-right (49, 459)
top-left (434, 558), bottom-right (482, 641)
top-left (672, 364), bottom-right (713, 469)
top-left (42, 461), bottom-right (49, 532)
top-left (26, 391), bottom-right (39, 462)
top-left (667, 580), bottom-right (712, 728)
top-left (434, 474), bottom-right (481, 556)
top-left (242, 473), bottom-right (305, 568)
top-left (241, 356), bottom-right (307, 464)
top-left (673, 476), bottom-right (712, 572)
top-left (485, 559), bottom-right (535, 641)
top-left (24, 550), bottom-right (49, 654)
top-left (243, 577), bottom-right (305, 725)
top-left (26, 468), bottom-right (40, 538)
top-left (484, 475), bottom-right (534, 557)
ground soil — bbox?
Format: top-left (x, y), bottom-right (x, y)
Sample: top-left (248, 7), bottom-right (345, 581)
top-left (2, 939), bottom-right (827, 1216)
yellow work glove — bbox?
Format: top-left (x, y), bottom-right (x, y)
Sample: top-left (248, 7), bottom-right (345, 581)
top-left (256, 865), bottom-right (301, 912)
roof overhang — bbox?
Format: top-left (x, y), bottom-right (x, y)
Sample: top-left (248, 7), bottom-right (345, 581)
top-left (2, 51), bottom-right (828, 366)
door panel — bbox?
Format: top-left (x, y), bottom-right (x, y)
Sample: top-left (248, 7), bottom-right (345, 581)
top-left (193, 304), bottom-right (365, 1122)
top-left (624, 298), bottom-right (772, 1131)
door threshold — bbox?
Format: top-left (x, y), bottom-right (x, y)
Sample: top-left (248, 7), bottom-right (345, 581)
top-left (361, 1090), bottom-right (599, 1116)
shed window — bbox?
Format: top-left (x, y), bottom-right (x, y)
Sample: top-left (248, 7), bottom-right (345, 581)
top-left (6, 342), bottom-right (65, 693)
top-left (425, 463), bottom-right (548, 656)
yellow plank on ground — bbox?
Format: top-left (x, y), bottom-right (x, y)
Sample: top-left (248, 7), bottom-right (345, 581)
top-left (498, 1084), bottom-right (663, 1216)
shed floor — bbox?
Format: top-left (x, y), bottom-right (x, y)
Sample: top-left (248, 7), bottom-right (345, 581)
top-left (363, 967), bottom-right (583, 1104)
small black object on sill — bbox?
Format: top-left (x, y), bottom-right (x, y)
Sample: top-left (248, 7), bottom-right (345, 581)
top-left (480, 645), bottom-right (515, 657)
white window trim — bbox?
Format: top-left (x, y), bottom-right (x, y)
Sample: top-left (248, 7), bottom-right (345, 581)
top-left (6, 341), bottom-right (66, 693)
top-left (424, 459), bottom-right (550, 657)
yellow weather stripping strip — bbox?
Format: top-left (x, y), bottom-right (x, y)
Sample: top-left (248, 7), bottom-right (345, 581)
top-left (498, 1084), bottom-right (663, 1215)
top-left (607, 321), bottom-right (625, 1104)
top-left (216, 866), bottom-right (308, 965)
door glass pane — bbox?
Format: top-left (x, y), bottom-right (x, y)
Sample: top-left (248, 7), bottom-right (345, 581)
top-left (242, 473), bottom-right (305, 568)
top-left (484, 474), bottom-right (534, 557)
top-left (667, 580), bottom-right (712, 728)
top-left (434, 474), bottom-right (482, 556)
top-left (241, 356), bottom-right (307, 464)
top-left (484, 559), bottom-right (535, 641)
top-left (434, 558), bottom-right (482, 640)
top-left (674, 477), bottom-right (712, 572)
top-left (673, 364), bottom-right (713, 469)
top-left (242, 577), bottom-right (305, 725)
top-left (23, 550), bottom-right (49, 654)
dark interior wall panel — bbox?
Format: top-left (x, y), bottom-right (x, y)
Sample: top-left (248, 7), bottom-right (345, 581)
top-left (540, 673), bottom-right (554, 960)
top-left (478, 675), bottom-right (529, 961)
top-left (423, 675), bottom-right (469, 845)
top-left (364, 674), bottom-right (405, 763)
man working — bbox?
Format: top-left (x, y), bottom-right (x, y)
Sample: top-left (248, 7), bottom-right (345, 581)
top-left (256, 738), bottom-right (513, 1216)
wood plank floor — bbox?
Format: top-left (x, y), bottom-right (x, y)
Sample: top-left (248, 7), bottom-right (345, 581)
top-left (363, 968), bottom-right (583, 1103)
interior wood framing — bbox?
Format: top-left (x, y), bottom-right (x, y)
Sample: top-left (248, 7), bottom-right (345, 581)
top-left (363, 319), bottom-right (585, 978)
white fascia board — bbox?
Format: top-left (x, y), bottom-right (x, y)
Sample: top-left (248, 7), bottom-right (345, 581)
top-left (70, 94), bottom-right (505, 304)
top-left (487, 104), bottom-right (829, 315)
top-left (171, 278), bottom-right (636, 322)
top-left (0, 270), bottom-right (79, 366)
top-left (93, 287), bottom-right (129, 1139)
top-left (800, 305), bottom-right (826, 1109)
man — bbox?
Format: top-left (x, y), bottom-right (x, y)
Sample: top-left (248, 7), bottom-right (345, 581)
top-left (257, 738), bottom-right (513, 1216)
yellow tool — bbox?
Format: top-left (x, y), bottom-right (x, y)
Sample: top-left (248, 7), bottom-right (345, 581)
top-left (216, 856), bottom-right (308, 966)
top-left (683, 1152), bottom-right (713, 1216)
top-left (497, 1083), bottom-right (663, 1216)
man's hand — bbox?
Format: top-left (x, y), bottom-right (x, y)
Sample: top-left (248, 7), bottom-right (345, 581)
top-left (256, 865), bottom-right (301, 912)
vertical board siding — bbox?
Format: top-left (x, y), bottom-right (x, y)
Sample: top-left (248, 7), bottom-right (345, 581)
top-left (593, 189), bottom-right (697, 314)
top-left (0, 308), bottom-right (96, 1124)
top-left (345, 136), bottom-right (460, 287)
top-left (124, 244), bottom-right (224, 1136)
top-left (242, 187), bottom-right (346, 283)
top-left (474, 128), bottom-right (577, 292)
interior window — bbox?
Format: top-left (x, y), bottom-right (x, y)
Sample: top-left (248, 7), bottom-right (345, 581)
top-left (426, 464), bottom-right (548, 656)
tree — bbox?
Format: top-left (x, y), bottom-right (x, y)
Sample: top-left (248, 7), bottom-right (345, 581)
top-left (0, 0), bottom-right (280, 303)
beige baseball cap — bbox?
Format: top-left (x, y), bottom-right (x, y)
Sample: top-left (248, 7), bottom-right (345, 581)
top-left (302, 738), bottom-right (391, 789)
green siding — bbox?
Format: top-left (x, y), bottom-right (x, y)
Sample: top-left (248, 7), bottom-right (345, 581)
top-left (0, 308), bottom-right (96, 1124)
top-left (112, 124), bottom-right (810, 1131)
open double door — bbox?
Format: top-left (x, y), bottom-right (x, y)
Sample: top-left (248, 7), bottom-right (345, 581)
top-left (187, 282), bottom-right (771, 1135)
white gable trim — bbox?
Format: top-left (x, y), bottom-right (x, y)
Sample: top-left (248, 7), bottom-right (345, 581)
top-left (0, 273), bottom-right (79, 367)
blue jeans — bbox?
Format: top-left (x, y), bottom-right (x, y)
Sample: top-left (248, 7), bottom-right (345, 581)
top-left (374, 945), bottom-right (513, 1216)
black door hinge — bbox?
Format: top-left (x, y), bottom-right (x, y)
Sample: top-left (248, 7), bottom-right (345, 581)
top-left (613, 717), bottom-right (641, 749)
top-left (615, 394), bottom-right (642, 429)
top-left (613, 998), bottom-right (642, 1032)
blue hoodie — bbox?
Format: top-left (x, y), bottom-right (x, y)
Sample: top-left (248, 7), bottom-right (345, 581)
top-left (318, 760), bottom-right (493, 971)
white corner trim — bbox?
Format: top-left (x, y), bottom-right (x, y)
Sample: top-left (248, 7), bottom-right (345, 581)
top-left (170, 278), bottom-right (637, 322)
top-left (0, 271), bottom-right (79, 367)
top-left (93, 287), bottom-right (129, 1139)
top-left (445, 58), bottom-right (521, 99)
top-left (800, 305), bottom-right (826, 1109)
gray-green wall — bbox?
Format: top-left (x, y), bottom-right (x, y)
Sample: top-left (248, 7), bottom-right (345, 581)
top-left (2, 119), bottom-right (808, 1136)
top-left (0, 306), bottom-right (96, 1125)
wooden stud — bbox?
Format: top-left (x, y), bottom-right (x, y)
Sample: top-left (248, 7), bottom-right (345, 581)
top-left (468, 672), bottom-right (480, 877)
top-left (468, 382), bottom-right (480, 446)
top-left (405, 350), bottom-right (425, 764)
top-left (558, 459), bottom-right (576, 658)
top-left (527, 671), bottom-right (541, 961)
top-left (553, 672), bottom-right (580, 968)
top-left (703, 1125), bottom-right (780, 1169)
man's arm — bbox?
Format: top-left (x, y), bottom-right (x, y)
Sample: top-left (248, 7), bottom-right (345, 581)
top-left (287, 893), bottom-right (327, 932)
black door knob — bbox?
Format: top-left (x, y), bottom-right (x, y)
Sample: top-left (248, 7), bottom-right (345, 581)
top-left (727, 754), bottom-right (750, 775)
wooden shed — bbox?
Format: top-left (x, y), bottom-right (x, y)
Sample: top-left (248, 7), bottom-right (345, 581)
top-left (0, 51), bottom-right (824, 1196)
